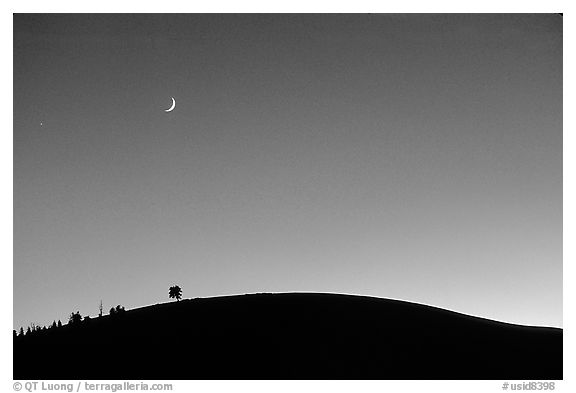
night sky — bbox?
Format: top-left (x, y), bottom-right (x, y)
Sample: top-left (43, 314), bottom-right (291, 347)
top-left (14, 14), bottom-right (562, 330)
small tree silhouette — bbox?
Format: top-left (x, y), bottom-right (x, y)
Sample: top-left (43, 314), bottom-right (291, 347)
top-left (109, 305), bottom-right (125, 316)
top-left (169, 285), bottom-right (182, 301)
top-left (51, 320), bottom-right (57, 329)
top-left (69, 311), bottom-right (82, 325)
top-left (57, 320), bottom-right (62, 328)
top-left (19, 327), bottom-right (24, 336)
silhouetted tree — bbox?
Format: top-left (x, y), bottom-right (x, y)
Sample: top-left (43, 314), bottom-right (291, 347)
top-left (57, 320), bottom-right (62, 328)
top-left (169, 285), bottom-right (182, 301)
top-left (28, 323), bottom-right (42, 335)
top-left (51, 320), bottom-right (57, 329)
top-left (99, 300), bottom-right (103, 317)
top-left (109, 305), bottom-right (125, 316)
top-left (26, 327), bottom-right (31, 335)
top-left (18, 327), bottom-right (24, 337)
top-left (69, 311), bottom-right (82, 325)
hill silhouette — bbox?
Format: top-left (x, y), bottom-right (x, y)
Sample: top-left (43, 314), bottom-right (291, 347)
top-left (13, 292), bottom-right (562, 379)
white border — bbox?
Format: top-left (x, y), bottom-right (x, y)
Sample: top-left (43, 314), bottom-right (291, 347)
top-left (3, 2), bottom-right (571, 393)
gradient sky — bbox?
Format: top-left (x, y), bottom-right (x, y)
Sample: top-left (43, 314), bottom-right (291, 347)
top-left (14, 14), bottom-right (562, 330)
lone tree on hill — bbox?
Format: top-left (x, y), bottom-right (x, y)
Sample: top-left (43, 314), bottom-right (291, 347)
top-left (109, 305), bottom-right (125, 316)
top-left (169, 285), bottom-right (182, 301)
top-left (69, 311), bottom-right (82, 325)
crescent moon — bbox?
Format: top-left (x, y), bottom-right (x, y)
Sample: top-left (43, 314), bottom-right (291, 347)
top-left (165, 97), bottom-right (176, 112)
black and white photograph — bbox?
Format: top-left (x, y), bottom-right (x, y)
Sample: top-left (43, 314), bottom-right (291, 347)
top-left (11, 10), bottom-right (565, 384)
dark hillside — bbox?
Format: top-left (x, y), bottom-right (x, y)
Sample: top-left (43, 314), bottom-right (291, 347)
top-left (13, 293), bottom-right (562, 379)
